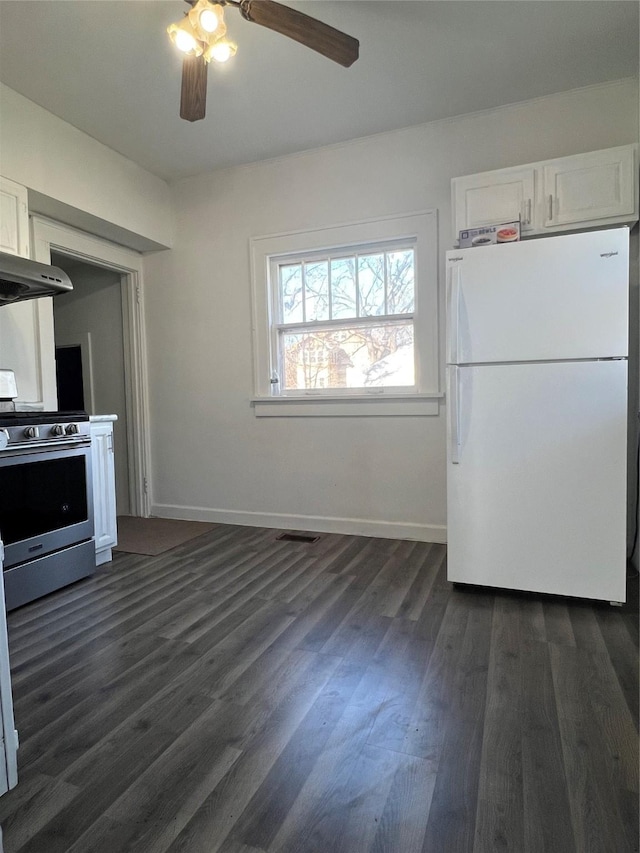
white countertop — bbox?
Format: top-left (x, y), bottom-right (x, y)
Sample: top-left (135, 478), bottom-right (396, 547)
top-left (89, 414), bottom-right (118, 423)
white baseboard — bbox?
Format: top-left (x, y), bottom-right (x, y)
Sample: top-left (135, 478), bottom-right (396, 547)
top-left (150, 503), bottom-right (447, 544)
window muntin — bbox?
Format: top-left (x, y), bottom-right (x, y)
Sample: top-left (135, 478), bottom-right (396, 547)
top-left (273, 242), bottom-right (416, 392)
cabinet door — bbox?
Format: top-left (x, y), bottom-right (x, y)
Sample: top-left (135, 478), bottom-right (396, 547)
top-left (0, 176), bottom-right (30, 258)
top-left (543, 145), bottom-right (636, 228)
top-left (91, 422), bottom-right (118, 563)
top-left (452, 166), bottom-right (535, 237)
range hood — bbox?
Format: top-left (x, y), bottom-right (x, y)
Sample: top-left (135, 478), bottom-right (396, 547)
top-left (0, 251), bottom-right (73, 305)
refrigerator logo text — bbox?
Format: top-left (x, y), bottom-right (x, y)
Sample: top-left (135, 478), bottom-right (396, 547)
top-left (600, 251), bottom-right (619, 258)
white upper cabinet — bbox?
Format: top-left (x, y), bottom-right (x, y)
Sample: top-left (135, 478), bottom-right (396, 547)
top-left (0, 176), bottom-right (30, 258)
top-left (542, 145), bottom-right (636, 228)
top-left (452, 144), bottom-right (638, 243)
top-left (452, 166), bottom-right (536, 235)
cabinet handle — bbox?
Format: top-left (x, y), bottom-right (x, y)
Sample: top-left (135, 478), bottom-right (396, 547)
top-left (547, 194), bottom-right (553, 221)
top-left (526, 198), bottom-right (532, 225)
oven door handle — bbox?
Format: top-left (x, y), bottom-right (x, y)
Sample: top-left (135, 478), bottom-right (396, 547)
top-left (2, 438), bottom-right (91, 454)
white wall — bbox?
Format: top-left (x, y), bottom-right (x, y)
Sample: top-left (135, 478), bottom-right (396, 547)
top-left (0, 84), bottom-right (173, 251)
top-left (52, 262), bottom-right (130, 515)
top-left (143, 78), bottom-right (639, 541)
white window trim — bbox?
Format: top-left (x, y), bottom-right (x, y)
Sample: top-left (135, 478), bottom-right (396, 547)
top-left (250, 210), bottom-right (441, 417)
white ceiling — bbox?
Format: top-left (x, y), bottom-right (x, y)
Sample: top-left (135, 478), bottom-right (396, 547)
top-left (0, 1), bottom-right (637, 182)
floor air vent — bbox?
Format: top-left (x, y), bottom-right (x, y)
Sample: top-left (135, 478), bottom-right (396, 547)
top-left (276, 532), bottom-right (321, 544)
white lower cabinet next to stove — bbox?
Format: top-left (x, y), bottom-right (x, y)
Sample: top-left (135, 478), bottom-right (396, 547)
top-left (90, 416), bottom-right (118, 566)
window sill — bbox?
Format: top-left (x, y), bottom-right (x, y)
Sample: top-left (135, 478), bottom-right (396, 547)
top-left (251, 393), bottom-right (442, 417)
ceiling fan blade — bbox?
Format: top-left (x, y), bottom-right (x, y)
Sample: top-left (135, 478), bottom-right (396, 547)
top-left (180, 54), bottom-right (208, 122)
top-left (240, 0), bottom-right (359, 68)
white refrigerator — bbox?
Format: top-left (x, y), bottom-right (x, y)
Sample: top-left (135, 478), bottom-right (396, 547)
top-left (446, 227), bottom-right (628, 603)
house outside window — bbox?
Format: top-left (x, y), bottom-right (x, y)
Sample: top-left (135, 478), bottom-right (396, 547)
top-left (250, 211), bottom-right (440, 416)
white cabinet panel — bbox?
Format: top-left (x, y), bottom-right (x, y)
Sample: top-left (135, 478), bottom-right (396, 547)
top-left (453, 166), bottom-right (535, 236)
top-left (543, 145), bottom-right (636, 227)
top-left (0, 176), bottom-right (29, 258)
top-left (91, 418), bottom-right (118, 566)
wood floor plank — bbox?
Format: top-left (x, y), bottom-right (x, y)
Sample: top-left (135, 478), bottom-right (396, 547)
top-left (0, 773), bottom-right (80, 852)
top-left (395, 543), bottom-right (445, 621)
top-left (320, 742), bottom-right (400, 853)
top-left (543, 600), bottom-right (576, 647)
top-left (402, 593), bottom-right (471, 760)
top-left (420, 590), bottom-right (493, 853)
top-left (520, 634), bottom-right (576, 853)
top-left (473, 596), bottom-right (523, 853)
top-left (369, 752), bottom-right (437, 853)
top-left (163, 652), bottom-right (344, 853)
top-left (0, 524), bottom-right (635, 853)
top-left (228, 658), bottom-right (368, 851)
top-left (550, 644), bottom-right (633, 853)
top-left (15, 688), bottom-right (220, 853)
top-left (265, 663), bottom-right (393, 853)
top-left (594, 604), bottom-right (640, 727)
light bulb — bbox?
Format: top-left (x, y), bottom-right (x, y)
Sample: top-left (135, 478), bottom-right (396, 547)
top-left (175, 29), bottom-right (198, 53)
top-left (167, 19), bottom-right (204, 56)
top-left (188, 1), bottom-right (226, 40)
top-left (199, 9), bottom-right (219, 33)
top-left (208, 40), bottom-right (237, 63)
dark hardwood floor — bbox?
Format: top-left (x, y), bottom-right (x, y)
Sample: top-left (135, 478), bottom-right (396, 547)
top-left (0, 524), bottom-right (637, 852)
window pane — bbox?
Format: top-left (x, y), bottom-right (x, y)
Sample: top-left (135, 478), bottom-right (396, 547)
top-left (280, 264), bottom-right (303, 323)
top-left (358, 254), bottom-right (385, 316)
top-left (304, 261), bottom-right (329, 322)
top-left (281, 323), bottom-right (414, 390)
top-left (387, 250), bottom-right (415, 314)
top-left (330, 257), bottom-right (356, 319)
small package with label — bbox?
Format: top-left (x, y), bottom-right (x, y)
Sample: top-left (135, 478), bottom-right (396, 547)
top-left (458, 220), bottom-right (520, 248)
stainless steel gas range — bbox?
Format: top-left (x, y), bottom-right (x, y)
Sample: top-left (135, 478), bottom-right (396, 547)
top-left (0, 410), bottom-right (95, 610)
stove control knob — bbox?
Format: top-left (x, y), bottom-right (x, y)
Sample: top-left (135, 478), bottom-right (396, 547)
top-left (51, 424), bottom-right (64, 437)
top-left (0, 429), bottom-right (8, 450)
top-left (24, 426), bottom-right (39, 439)
top-left (65, 423), bottom-right (79, 436)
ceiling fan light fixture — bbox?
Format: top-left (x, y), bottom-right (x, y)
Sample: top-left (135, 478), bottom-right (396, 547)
top-left (189, 0), bottom-right (226, 39)
top-left (167, 17), bottom-right (204, 56)
top-left (204, 38), bottom-right (237, 64)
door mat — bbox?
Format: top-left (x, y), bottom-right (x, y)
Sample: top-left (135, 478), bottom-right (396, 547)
top-left (114, 516), bottom-right (218, 556)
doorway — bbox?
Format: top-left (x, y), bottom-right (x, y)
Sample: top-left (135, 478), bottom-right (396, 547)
top-left (31, 215), bottom-right (151, 518)
top-left (51, 253), bottom-right (131, 516)
top-left (55, 344), bottom-right (85, 410)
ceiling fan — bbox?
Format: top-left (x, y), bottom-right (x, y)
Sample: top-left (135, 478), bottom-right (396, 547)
top-left (167, 0), bottom-right (360, 122)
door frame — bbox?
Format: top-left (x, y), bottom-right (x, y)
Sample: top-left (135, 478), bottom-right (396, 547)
top-left (31, 215), bottom-right (151, 517)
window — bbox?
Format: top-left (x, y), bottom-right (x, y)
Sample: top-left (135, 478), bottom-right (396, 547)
top-left (275, 242), bottom-right (416, 393)
top-left (251, 211), bottom-right (440, 416)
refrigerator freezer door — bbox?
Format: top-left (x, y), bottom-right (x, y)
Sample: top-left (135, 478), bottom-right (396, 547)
top-left (446, 359), bottom-right (627, 602)
top-left (446, 228), bottom-right (628, 365)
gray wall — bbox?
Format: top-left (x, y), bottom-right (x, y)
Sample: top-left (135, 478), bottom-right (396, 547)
top-left (142, 79), bottom-right (639, 545)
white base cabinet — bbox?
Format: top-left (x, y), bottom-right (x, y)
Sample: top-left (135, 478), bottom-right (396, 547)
top-left (452, 144), bottom-right (638, 243)
top-left (90, 416), bottom-right (118, 566)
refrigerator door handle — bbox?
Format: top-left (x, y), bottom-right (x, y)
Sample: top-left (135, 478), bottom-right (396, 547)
top-left (448, 366), bottom-right (461, 464)
top-left (447, 265), bottom-right (461, 364)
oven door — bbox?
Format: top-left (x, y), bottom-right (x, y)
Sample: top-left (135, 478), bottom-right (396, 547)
top-left (0, 443), bottom-right (94, 570)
